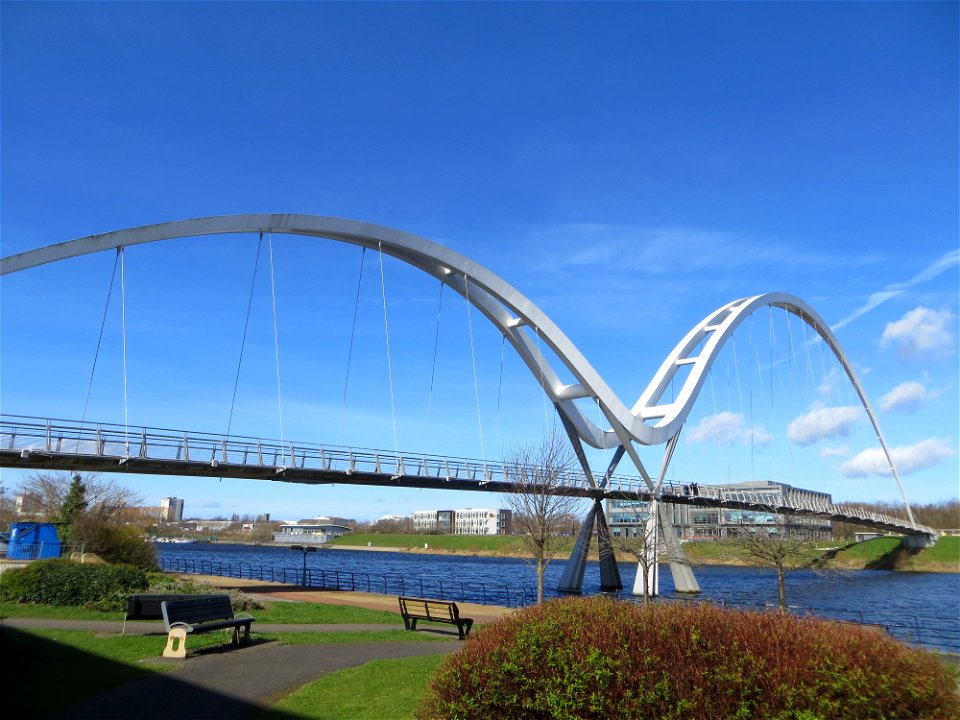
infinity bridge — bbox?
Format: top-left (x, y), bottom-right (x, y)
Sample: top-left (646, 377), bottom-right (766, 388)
top-left (0, 214), bottom-right (937, 596)
top-left (1, 415), bottom-right (935, 540)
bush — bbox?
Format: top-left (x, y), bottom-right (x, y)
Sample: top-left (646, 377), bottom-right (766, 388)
top-left (418, 597), bottom-right (959, 720)
top-left (72, 516), bottom-right (157, 569)
top-left (0, 559), bottom-right (148, 607)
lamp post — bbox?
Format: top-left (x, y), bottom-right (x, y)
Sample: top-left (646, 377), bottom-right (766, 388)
top-left (290, 544), bottom-right (316, 585)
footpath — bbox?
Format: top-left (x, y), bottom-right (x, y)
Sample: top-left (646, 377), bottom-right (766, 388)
top-left (9, 575), bottom-right (515, 720)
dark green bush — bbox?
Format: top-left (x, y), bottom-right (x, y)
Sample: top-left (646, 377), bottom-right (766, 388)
top-left (72, 516), bottom-right (157, 569)
top-left (418, 597), bottom-right (959, 720)
top-left (0, 559), bottom-right (148, 606)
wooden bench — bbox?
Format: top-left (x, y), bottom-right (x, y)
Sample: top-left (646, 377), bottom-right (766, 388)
top-left (123, 593), bottom-right (220, 635)
top-left (160, 595), bottom-right (254, 658)
top-left (398, 596), bottom-right (473, 640)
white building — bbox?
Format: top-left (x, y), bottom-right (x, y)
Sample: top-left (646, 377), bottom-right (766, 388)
top-left (273, 522), bottom-right (352, 545)
top-left (412, 508), bottom-right (512, 535)
top-left (159, 497), bottom-right (184, 523)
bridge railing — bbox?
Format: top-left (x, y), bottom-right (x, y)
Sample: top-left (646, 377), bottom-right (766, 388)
top-left (2, 414), bottom-right (935, 537)
top-left (1, 413), bottom-right (630, 489)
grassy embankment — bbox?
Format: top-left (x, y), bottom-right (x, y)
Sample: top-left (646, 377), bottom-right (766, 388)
top-left (332, 533), bottom-right (960, 571)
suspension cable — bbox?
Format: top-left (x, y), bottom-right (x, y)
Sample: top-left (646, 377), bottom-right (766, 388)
top-left (464, 276), bottom-right (486, 465)
top-left (77, 250), bottom-right (120, 451)
top-left (117, 246), bottom-right (130, 454)
top-left (423, 281), bottom-right (444, 454)
top-left (338, 247), bottom-right (366, 445)
top-left (226, 233), bottom-right (263, 439)
top-left (268, 233), bottom-right (286, 464)
top-left (494, 333), bottom-right (505, 449)
top-left (378, 242), bottom-right (399, 455)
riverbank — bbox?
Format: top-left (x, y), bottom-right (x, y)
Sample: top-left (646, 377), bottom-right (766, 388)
top-left (322, 534), bottom-right (960, 573)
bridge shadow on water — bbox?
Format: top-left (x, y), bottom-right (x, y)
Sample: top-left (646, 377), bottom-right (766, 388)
top-left (2, 626), bottom-right (303, 720)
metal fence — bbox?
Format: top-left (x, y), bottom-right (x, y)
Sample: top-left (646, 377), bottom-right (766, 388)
top-left (0, 543), bottom-right (85, 561)
top-left (157, 556), bottom-right (540, 608)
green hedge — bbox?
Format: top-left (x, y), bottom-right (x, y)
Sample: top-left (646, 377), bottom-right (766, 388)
top-left (419, 597), bottom-right (959, 720)
top-left (0, 559), bottom-right (148, 607)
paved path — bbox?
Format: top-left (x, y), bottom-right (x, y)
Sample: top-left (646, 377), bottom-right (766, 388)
top-left (10, 576), bottom-right (501, 719)
top-left (49, 637), bottom-right (460, 720)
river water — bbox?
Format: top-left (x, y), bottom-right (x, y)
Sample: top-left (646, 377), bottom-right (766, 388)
top-left (156, 542), bottom-right (960, 653)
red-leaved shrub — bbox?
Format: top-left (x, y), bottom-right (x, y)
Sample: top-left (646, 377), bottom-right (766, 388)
top-left (418, 596), bottom-right (959, 720)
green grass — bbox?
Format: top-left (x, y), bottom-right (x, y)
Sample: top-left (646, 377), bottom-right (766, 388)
top-left (830, 537), bottom-right (903, 562)
top-left (258, 630), bottom-right (446, 645)
top-left (260, 654), bottom-right (446, 720)
top-left (0, 601), bottom-right (125, 620)
top-left (922, 536), bottom-right (960, 564)
top-left (329, 532), bottom-right (529, 553)
top-left (253, 600), bottom-right (399, 624)
top-left (4, 624), bottom-right (443, 720)
top-left (0, 598), bottom-right (400, 624)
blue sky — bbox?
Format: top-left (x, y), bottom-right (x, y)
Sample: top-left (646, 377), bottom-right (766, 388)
top-left (1, 2), bottom-right (957, 522)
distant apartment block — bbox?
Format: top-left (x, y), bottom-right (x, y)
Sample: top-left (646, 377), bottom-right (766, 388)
top-left (159, 497), bottom-right (184, 523)
top-left (412, 508), bottom-right (512, 535)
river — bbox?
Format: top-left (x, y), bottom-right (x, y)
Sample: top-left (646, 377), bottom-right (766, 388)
top-left (155, 542), bottom-right (959, 653)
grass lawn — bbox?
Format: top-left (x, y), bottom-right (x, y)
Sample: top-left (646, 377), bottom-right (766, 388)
top-left (922, 535), bottom-right (960, 564)
top-left (330, 532), bottom-right (531, 553)
top-left (0, 598), bottom-right (400, 624)
top-left (259, 654), bottom-right (447, 720)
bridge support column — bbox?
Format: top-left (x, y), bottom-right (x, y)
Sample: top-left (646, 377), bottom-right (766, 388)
top-left (595, 500), bottom-right (622, 592)
top-left (658, 501), bottom-right (701, 594)
top-left (903, 533), bottom-right (936, 550)
top-left (557, 503), bottom-right (596, 593)
top-left (558, 500), bottom-right (623, 593)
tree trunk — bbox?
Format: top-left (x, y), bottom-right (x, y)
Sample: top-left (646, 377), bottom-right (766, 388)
top-left (536, 558), bottom-right (545, 604)
top-left (776, 561), bottom-right (787, 611)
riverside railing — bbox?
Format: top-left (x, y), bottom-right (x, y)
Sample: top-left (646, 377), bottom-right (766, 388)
top-left (158, 556), bottom-right (540, 608)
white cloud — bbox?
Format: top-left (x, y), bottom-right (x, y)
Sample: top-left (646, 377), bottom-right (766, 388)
top-left (816, 367), bottom-right (841, 397)
top-left (787, 405), bottom-right (862, 446)
top-left (832, 249), bottom-right (959, 331)
top-left (531, 223), bottom-right (824, 276)
top-left (819, 445), bottom-right (851, 459)
top-left (881, 307), bottom-right (956, 358)
top-left (839, 438), bottom-right (956, 478)
top-left (880, 381), bottom-right (928, 413)
top-left (687, 411), bottom-right (771, 445)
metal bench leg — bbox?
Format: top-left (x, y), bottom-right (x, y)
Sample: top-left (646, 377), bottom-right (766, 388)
top-left (164, 628), bottom-right (188, 659)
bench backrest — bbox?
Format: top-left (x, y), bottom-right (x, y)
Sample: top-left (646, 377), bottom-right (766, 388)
top-left (399, 596), bottom-right (460, 621)
top-left (127, 594), bottom-right (220, 620)
top-left (161, 595), bottom-right (235, 628)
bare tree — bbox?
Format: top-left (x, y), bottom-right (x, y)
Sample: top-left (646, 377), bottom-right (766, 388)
top-left (734, 512), bottom-right (821, 611)
top-left (502, 431), bottom-right (584, 604)
top-left (15, 471), bottom-right (144, 522)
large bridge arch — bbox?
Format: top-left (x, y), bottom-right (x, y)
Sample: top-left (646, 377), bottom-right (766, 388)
top-left (1, 216), bottom-right (910, 498)
top-left (0, 214), bottom-right (923, 594)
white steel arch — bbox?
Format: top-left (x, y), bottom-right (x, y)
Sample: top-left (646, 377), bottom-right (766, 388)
top-left (0, 213), bottom-right (915, 526)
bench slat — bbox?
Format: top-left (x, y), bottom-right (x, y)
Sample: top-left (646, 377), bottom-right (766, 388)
top-left (159, 595), bottom-right (255, 659)
top-left (398, 596), bottom-right (473, 640)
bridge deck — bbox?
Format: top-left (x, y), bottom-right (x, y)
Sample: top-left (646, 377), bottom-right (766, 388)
top-left (0, 415), bottom-right (935, 539)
